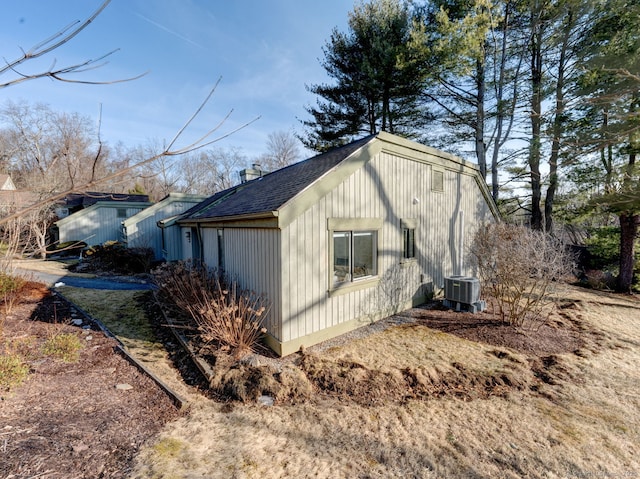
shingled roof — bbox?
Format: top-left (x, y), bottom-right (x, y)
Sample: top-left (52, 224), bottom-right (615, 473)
top-left (183, 135), bottom-right (375, 222)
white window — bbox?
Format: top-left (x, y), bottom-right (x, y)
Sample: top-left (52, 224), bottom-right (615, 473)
top-left (332, 230), bottom-right (377, 285)
top-left (328, 218), bottom-right (382, 295)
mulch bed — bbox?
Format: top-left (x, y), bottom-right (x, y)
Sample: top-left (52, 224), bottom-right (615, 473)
top-left (0, 283), bottom-right (181, 479)
top-left (401, 302), bottom-right (586, 357)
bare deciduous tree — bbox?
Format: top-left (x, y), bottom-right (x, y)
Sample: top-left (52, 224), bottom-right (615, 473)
top-left (255, 130), bottom-right (301, 172)
top-left (0, 101), bottom-right (105, 195)
top-left (181, 147), bottom-right (248, 195)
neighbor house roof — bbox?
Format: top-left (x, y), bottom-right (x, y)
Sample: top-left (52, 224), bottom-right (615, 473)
top-left (122, 192), bottom-right (207, 227)
top-left (60, 192), bottom-right (150, 211)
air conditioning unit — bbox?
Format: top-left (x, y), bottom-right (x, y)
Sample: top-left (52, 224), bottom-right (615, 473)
top-left (443, 276), bottom-right (485, 313)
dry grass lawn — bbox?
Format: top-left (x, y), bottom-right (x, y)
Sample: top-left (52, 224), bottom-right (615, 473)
top-left (63, 285), bottom-right (640, 478)
top-left (129, 286), bottom-right (640, 479)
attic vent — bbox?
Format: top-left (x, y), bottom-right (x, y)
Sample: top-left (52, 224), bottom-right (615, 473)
top-left (443, 275), bottom-right (485, 313)
top-left (432, 169), bottom-right (444, 192)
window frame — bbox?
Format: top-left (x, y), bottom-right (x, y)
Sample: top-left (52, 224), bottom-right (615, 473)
top-left (327, 218), bottom-right (382, 297)
top-left (400, 218), bottom-right (418, 265)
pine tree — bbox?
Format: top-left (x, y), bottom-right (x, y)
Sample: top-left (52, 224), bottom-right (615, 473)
top-left (300, 0), bottom-right (432, 152)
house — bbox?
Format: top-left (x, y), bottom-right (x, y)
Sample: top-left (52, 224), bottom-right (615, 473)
top-left (0, 174), bottom-right (17, 191)
top-left (54, 192), bottom-right (149, 219)
top-left (122, 192), bottom-right (207, 260)
top-left (55, 199), bottom-right (152, 246)
top-left (0, 174), bottom-right (39, 215)
top-left (177, 132), bottom-right (499, 356)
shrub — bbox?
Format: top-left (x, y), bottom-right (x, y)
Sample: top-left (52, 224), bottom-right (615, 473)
top-left (0, 353), bottom-right (29, 391)
top-left (153, 262), bottom-right (269, 358)
top-left (469, 223), bottom-right (574, 328)
top-left (42, 333), bottom-right (83, 362)
top-left (83, 241), bottom-right (154, 274)
top-left (0, 271), bottom-right (27, 317)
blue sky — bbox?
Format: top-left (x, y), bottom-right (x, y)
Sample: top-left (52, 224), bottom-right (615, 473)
top-left (0, 0), bottom-right (353, 159)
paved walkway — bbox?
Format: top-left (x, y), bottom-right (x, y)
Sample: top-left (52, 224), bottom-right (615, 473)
top-left (13, 259), bottom-right (155, 291)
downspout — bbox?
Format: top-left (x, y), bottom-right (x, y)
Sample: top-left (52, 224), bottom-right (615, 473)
top-left (458, 210), bottom-right (464, 276)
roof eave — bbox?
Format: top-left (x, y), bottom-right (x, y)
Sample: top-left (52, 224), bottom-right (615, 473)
top-left (178, 210), bottom-right (279, 226)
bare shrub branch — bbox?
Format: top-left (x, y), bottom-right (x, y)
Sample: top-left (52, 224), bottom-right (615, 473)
top-left (469, 223), bottom-right (574, 328)
top-left (153, 262), bottom-right (269, 358)
top-left (0, 0), bottom-right (145, 89)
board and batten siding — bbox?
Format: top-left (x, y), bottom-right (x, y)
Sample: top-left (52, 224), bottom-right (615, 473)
top-left (125, 197), bottom-right (205, 260)
top-left (278, 149), bottom-right (493, 350)
top-left (57, 204), bottom-right (148, 245)
top-left (198, 226), bottom-right (282, 339)
top-left (161, 225), bottom-right (184, 262)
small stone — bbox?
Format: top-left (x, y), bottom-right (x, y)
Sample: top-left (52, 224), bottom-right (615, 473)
top-left (115, 383), bottom-right (133, 391)
top-left (72, 443), bottom-right (89, 453)
top-left (85, 335), bottom-right (93, 341)
top-left (257, 395), bottom-right (274, 406)
top-left (72, 319), bottom-right (83, 326)
top-left (239, 354), bottom-right (261, 367)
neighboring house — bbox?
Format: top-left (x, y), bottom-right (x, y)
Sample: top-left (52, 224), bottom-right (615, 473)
top-left (55, 200), bottom-right (152, 246)
top-left (55, 192), bottom-right (149, 219)
top-left (122, 192), bottom-right (207, 260)
top-left (0, 174), bottom-right (38, 214)
top-left (0, 190), bottom-right (39, 214)
top-left (0, 174), bottom-right (17, 191)
top-left (177, 132), bottom-right (499, 356)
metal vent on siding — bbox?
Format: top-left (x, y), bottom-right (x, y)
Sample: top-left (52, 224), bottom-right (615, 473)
top-left (432, 170), bottom-right (444, 192)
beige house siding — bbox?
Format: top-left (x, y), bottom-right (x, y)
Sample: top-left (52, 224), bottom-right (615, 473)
top-left (277, 148), bottom-right (493, 354)
top-left (195, 227), bottom-right (282, 339)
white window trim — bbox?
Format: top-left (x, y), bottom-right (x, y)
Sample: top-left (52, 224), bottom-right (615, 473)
top-left (327, 218), bottom-right (382, 297)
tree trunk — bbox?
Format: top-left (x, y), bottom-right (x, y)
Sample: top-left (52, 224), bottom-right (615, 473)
top-left (475, 57), bottom-right (487, 179)
top-left (617, 212), bottom-right (639, 293)
top-left (529, 10), bottom-right (544, 231)
top-left (544, 8), bottom-right (572, 233)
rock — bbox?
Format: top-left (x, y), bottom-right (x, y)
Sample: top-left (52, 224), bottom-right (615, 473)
top-left (115, 383), bottom-right (133, 391)
top-left (72, 443), bottom-right (89, 453)
top-left (239, 354), bottom-right (261, 367)
top-left (72, 319), bottom-right (83, 326)
top-left (257, 395), bottom-right (274, 406)
top-left (85, 335), bottom-right (93, 341)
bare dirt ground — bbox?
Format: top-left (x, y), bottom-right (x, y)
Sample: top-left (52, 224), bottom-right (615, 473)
top-left (0, 284), bottom-right (181, 479)
top-left (2, 276), bottom-right (639, 478)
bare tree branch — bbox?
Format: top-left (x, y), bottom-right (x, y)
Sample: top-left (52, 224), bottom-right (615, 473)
top-left (0, 0), bottom-right (145, 88)
top-left (0, 84), bottom-right (260, 225)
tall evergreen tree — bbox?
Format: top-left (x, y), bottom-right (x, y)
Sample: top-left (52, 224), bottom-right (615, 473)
top-left (571, 0), bottom-right (640, 292)
top-left (420, 0), bottom-right (527, 201)
top-left (300, 0), bottom-right (432, 152)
